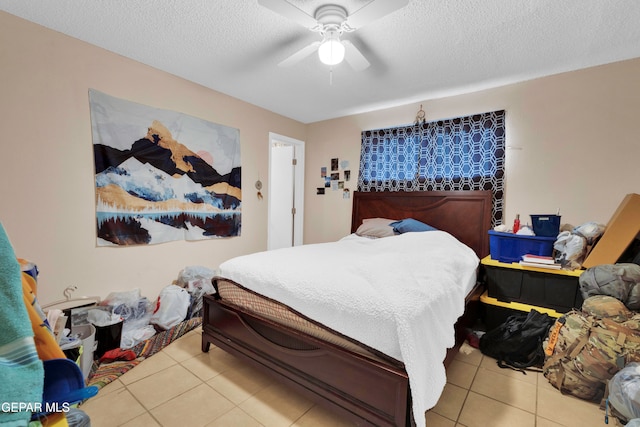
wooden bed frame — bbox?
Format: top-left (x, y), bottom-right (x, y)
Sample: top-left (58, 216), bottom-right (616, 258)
top-left (202, 190), bottom-right (492, 426)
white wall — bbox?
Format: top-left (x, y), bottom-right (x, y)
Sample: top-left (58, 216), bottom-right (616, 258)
top-left (304, 58), bottom-right (640, 244)
top-left (0, 11), bottom-right (306, 304)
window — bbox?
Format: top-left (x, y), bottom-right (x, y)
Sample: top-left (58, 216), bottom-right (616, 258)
top-left (358, 110), bottom-right (505, 226)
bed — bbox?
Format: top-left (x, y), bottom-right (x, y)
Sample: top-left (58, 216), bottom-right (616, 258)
top-left (202, 190), bottom-right (492, 426)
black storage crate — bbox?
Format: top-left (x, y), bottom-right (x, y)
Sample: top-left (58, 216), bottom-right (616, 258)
top-left (482, 257), bottom-right (584, 313)
top-left (480, 291), bottom-right (563, 331)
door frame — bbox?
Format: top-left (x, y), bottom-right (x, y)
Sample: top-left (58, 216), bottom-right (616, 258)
top-left (267, 132), bottom-right (305, 250)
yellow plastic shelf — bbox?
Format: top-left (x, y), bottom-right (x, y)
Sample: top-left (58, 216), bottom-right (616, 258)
top-left (480, 290), bottom-right (563, 318)
top-left (481, 255), bottom-right (584, 277)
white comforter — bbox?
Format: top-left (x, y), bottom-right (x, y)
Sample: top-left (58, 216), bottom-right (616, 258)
top-left (218, 231), bottom-right (479, 426)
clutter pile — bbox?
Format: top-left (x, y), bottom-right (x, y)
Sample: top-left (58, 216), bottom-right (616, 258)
top-left (543, 295), bottom-right (640, 402)
top-left (0, 223), bottom-right (98, 427)
top-left (480, 263), bottom-right (640, 426)
top-left (25, 263), bottom-right (218, 413)
top-left (50, 265), bottom-right (216, 363)
top-left (491, 212), bottom-right (606, 270)
top-left (480, 195), bottom-right (640, 425)
top-left (554, 222), bottom-right (606, 270)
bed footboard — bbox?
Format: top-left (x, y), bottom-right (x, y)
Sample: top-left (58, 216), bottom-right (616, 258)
top-left (202, 295), bottom-right (411, 426)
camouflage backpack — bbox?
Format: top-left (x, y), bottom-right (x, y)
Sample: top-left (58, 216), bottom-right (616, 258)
top-left (543, 295), bottom-right (640, 402)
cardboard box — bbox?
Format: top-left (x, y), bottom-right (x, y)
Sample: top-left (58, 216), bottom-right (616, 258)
top-left (583, 193), bottom-right (640, 268)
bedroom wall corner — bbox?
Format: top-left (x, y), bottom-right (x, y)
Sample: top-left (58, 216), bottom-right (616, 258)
top-left (304, 57), bottom-right (640, 245)
top-left (303, 120), bottom-right (363, 243)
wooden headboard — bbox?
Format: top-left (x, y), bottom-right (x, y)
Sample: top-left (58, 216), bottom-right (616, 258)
top-left (351, 190), bottom-right (493, 258)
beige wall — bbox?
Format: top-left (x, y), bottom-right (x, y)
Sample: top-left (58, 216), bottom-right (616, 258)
top-left (0, 12), bottom-right (305, 304)
top-left (3, 10), bottom-right (640, 305)
top-left (304, 58), bottom-right (640, 243)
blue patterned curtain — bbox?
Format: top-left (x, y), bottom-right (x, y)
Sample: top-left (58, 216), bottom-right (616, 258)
top-left (358, 110), bottom-right (505, 226)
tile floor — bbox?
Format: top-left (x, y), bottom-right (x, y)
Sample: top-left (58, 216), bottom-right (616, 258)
top-left (80, 329), bottom-right (609, 427)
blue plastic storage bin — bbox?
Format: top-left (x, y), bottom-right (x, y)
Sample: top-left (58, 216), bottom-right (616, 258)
top-left (530, 214), bottom-right (561, 237)
top-left (488, 230), bottom-right (556, 263)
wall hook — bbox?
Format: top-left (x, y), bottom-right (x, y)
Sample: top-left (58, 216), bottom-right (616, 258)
top-left (255, 179), bottom-right (263, 200)
top-left (414, 104), bottom-right (426, 126)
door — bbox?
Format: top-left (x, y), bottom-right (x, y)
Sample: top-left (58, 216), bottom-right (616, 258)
top-left (268, 133), bottom-right (305, 250)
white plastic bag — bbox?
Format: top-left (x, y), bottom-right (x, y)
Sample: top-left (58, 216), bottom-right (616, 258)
top-left (574, 222), bottom-right (605, 245)
top-left (102, 288), bottom-right (141, 308)
top-left (608, 363), bottom-right (640, 424)
top-left (554, 231), bottom-right (588, 269)
top-left (176, 266), bottom-right (216, 291)
top-left (150, 285), bottom-right (190, 330)
top-left (120, 324), bottom-right (156, 349)
top-left (176, 266), bottom-right (216, 319)
top-left (87, 308), bottom-right (121, 327)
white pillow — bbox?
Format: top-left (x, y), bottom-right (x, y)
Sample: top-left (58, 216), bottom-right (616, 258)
top-left (355, 217), bottom-right (397, 238)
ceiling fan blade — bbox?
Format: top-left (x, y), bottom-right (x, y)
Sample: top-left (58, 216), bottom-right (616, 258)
top-left (258, 0), bottom-right (318, 28)
top-left (343, 40), bottom-right (370, 71)
top-left (346, 0), bottom-right (410, 29)
top-left (278, 41), bottom-right (321, 67)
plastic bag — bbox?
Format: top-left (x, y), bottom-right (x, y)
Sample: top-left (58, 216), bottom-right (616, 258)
top-left (554, 231), bottom-right (588, 269)
top-left (574, 222), bottom-right (605, 245)
top-left (87, 308), bottom-right (121, 327)
top-left (515, 225), bottom-right (535, 236)
top-left (608, 363), bottom-right (640, 424)
top-left (120, 324), bottom-right (156, 349)
top-left (176, 266), bottom-right (216, 291)
top-left (176, 266), bottom-right (216, 320)
top-left (101, 289), bottom-right (156, 346)
top-left (102, 288), bottom-right (141, 308)
top-left (150, 285), bottom-right (190, 330)
top-left (120, 298), bottom-right (154, 348)
top-left (101, 288), bottom-right (149, 322)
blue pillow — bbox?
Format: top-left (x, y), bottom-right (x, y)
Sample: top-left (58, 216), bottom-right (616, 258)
top-left (390, 218), bottom-right (438, 234)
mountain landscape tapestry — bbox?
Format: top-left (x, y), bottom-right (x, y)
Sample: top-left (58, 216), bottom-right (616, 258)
top-left (89, 89), bottom-right (241, 246)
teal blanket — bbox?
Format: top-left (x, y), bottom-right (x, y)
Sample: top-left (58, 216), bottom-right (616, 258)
top-left (0, 223), bottom-right (43, 426)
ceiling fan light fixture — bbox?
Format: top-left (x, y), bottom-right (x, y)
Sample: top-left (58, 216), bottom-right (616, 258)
top-left (318, 34), bottom-right (345, 66)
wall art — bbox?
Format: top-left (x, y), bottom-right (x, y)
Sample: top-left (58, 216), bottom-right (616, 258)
top-left (89, 89), bottom-right (241, 246)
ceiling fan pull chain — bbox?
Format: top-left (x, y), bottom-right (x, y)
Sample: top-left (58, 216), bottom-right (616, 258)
top-left (329, 67), bottom-right (333, 85)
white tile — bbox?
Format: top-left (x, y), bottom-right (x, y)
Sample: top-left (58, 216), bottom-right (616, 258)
top-left (446, 359), bottom-right (478, 389)
top-left (536, 386), bottom-right (606, 427)
top-left (79, 388), bottom-right (147, 427)
top-left (470, 367), bottom-right (537, 412)
top-left (150, 383), bottom-right (234, 426)
top-left (431, 383), bottom-right (467, 421)
top-left (458, 392), bottom-right (535, 427)
top-left (126, 363), bottom-right (202, 409)
top-left (239, 382), bottom-right (314, 427)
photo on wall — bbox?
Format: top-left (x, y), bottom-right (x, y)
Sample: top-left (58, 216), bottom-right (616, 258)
top-left (89, 89), bottom-right (241, 246)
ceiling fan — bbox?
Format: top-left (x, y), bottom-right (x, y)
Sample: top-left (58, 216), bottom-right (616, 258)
top-left (258, 0), bottom-right (410, 71)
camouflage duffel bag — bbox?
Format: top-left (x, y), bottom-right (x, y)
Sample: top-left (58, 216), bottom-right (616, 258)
top-left (543, 296), bottom-right (640, 402)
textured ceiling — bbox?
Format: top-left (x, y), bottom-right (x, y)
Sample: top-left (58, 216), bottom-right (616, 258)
top-left (2, 0), bottom-right (640, 123)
